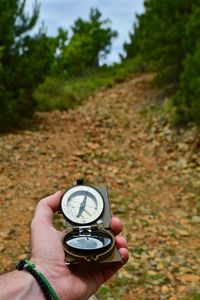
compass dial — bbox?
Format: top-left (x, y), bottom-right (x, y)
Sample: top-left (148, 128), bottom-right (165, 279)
top-left (61, 185), bottom-right (104, 224)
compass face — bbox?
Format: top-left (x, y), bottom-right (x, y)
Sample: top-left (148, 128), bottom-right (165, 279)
top-left (61, 185), bottom-right (104, 224)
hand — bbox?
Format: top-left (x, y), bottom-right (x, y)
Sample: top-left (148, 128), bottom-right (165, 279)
top-left (30, 191), bottom-right (129, 300)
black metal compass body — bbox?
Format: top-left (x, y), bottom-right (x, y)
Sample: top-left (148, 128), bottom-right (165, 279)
top-left (60, 181), bottom-right (121, 265)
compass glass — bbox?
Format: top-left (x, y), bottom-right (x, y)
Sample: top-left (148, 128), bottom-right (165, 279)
top-left (66, 235), bottom-right (112, 251)
top-left (61, 185), bottom-right (104, 224)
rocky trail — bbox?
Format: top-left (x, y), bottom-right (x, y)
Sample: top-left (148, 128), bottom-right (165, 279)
top-left (0, 73), bottom-right (200, 299)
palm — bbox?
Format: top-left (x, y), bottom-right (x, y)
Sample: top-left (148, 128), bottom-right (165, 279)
top-left (32, 223), bottom-right (118, 298)
top-left (31, 192), bottom-right (128, 300)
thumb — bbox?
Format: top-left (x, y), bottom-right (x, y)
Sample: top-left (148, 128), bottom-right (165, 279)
top-left (33, 191), bottom-right (62, 225)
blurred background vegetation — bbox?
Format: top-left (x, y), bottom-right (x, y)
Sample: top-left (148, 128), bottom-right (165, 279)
top-left (1, 0), bottom-right (200, 130)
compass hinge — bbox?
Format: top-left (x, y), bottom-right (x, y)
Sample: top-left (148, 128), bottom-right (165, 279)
top-left (71, 224), bottom-right (103, 235)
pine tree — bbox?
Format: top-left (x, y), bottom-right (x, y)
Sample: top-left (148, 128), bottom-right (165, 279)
top-left (59, 8), bottom-right (117, 76)
top-left (0, 0), bottom-right (56, 129)
top-left (124, 0), bottom-right (200, 124)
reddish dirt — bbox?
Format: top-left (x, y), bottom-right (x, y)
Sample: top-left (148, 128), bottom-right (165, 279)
top-left (0, 73), bottom-right (200, 299)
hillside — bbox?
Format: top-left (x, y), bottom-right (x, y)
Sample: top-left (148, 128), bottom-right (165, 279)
top-left (0, 74), bottom-right (200, 299)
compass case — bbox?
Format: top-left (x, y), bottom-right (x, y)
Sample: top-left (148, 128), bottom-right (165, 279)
top-left (61, 184), bottom-right (122, 265)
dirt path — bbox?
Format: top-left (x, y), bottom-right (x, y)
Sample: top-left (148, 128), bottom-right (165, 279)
top-left (0, 74), bottom-right (200, 299)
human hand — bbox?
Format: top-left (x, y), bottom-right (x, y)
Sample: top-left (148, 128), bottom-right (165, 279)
top-left (30, 191), bottom-right (128, 300)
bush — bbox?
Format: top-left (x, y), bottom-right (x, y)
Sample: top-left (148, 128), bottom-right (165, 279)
top-left (172, 42), bottom-right (200, 124)
top-left (35, 77), bottom-right (80, 111)
top-left (35, 57), bottom-right (146, 112)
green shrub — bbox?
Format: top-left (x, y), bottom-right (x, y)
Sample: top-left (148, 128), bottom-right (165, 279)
top-left (35, 57), bottom-right (146, 112)
top-left (172, 42), bottom-right (200, 124)
top-left (35, 77), bottom-right (79, 111)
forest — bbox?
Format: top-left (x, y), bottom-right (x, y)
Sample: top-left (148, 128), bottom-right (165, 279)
top-left (1, 0), bottom-right (200, 130)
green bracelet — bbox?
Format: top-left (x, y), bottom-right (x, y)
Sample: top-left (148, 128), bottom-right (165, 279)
top-left (16, 259), bottom-right (60, 300)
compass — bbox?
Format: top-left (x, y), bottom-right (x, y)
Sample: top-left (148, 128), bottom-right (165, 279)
top-left (61, 185), bottom-right (104, 225)
top-left (60, 181), bottom-right (122, 265)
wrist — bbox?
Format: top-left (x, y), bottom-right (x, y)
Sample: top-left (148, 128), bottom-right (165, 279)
top-left (0, 269), bottom-right (45, 300)
top-left (20, 270), bottom-right (46, 300)
top-left (30, 258), bottom-right (68, 300)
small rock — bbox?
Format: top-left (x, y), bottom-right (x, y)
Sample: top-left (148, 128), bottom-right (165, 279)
top-left (177, 286), bottom-right (187, 293)
top-left (156, 263), bottom-right (165, 271)
top-left (176, 159), bottom-right (187, 169)
top-left (28, 206), bottom-right (35, 212)
top-left (132, 252), bottom-right (141, 259)
top-left (0, 229), bottom-right (12, 239)
top-left (73, 151), bottom-right (86, 157)
top-left (160, 231), bottom-right (168, 237)
top-left (141, 254), bottom-right (148, 262)
top-left (161, 285), bottom-right (169, 294)
top-left (115, 206), bottom-right (127, 214)
top-left (87, 142), bottom-right (100, 150)
top-left (166, 272), bottom-right (175, 282)
top-left (177, 143), bottom-right (189, 152)
top-left (147, 270), bottom-right (157, 276)
top-left (197, 258), bottom-right (200, 264)
top-left (151, 280), bottom-right (161, 286)
top-left (179, 267), bottom-right (192, 275)
top-left (0, 245), bottom-right (5, 252)
top-left (176, 229), bottom-right (190, 237)
top-left (178, 274), bottom-right (200, 283)
top-left (191, 216), bottom-right (200, 223)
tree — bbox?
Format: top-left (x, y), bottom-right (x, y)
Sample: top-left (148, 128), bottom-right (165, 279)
top-left (0, 0), bottom-right (57, 129)
top-left (172, 6), bottom-right (200, 124)
top-left (124, 0), bottom-right (200, 124)
top-left (125, 1), bottom-right (197, 89)
top-left (59, 8), bottom-right (117, 76)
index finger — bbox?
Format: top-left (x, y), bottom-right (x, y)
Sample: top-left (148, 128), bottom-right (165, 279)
top-left (110, 217), bottom-right (123, 235)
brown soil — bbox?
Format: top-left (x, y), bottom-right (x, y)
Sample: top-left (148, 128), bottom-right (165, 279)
top-left (0, 73), bottom-right (200, 299)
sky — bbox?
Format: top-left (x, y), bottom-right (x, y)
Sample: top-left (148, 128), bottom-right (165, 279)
top-left (26, 0), bottom-right (144, 64)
